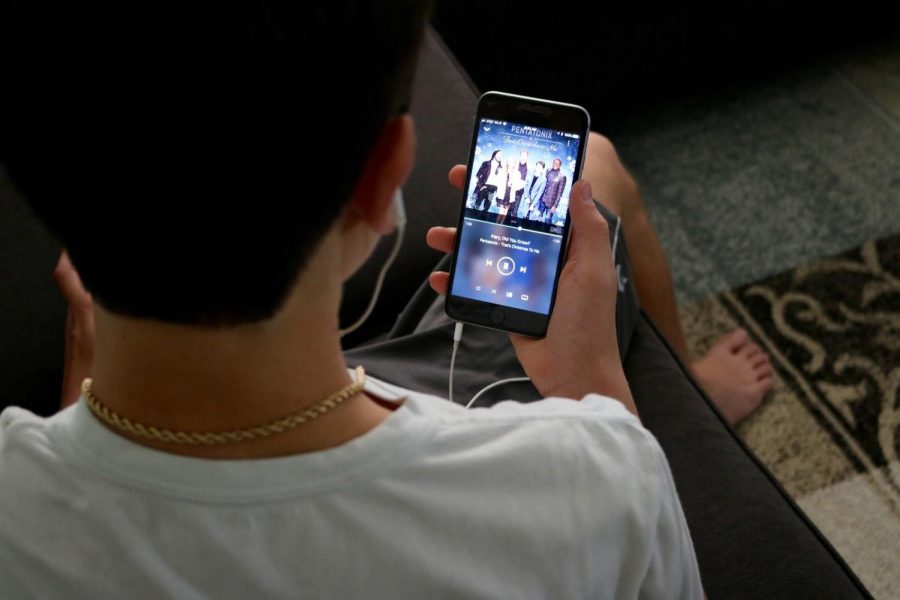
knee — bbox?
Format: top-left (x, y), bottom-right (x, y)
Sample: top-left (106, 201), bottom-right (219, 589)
top-left (586, 132), bottom-right (627, 183)
top-left (583, 132), bottom-right (642, 216)
top-left (587, 131), bottom-right (616, 161)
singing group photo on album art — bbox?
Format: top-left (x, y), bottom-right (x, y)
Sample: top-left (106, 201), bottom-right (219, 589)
top-left (465, 118), bottom-right (580, 234)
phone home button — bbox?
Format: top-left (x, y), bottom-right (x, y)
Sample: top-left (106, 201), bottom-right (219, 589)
top-left (489, 309), bottom-right (505, 325)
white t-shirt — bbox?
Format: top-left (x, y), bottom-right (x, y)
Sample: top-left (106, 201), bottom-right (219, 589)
top-left (0, 374), bottom-right (702, 599)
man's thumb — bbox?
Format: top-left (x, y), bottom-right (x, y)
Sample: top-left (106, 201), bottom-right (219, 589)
top-left (567, 180), bottom-right (610, 258)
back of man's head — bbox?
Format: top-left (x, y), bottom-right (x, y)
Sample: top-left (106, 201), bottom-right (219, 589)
top-left (0, 0), bottom-right (431, 325)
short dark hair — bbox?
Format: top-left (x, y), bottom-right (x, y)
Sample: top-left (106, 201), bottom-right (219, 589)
top-left (0, 1), bottom-right (431, 325)
top-left (536, 161), bottom-right (545, 168)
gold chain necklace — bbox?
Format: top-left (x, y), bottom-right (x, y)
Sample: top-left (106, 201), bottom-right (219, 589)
top-left (81, 366), bottom-right (366, 446)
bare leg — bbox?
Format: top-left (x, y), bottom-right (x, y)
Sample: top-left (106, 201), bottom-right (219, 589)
top-left (582, 133), bottom-right (773, 424)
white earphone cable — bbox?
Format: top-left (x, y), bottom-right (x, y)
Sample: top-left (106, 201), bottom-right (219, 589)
top-left (448, 321), bottom-right (531, 408)
top-left (340, 193), bottom-right (407, 338)
top-left (464, 376), bottom-right (531, 409)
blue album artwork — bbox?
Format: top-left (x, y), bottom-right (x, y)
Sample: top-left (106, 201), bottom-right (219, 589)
top-left (450, 119), bottom-right (583, 315)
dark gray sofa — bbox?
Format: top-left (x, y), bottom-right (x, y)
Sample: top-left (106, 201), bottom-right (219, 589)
top-left (0, 27), bottom-right (871, 599)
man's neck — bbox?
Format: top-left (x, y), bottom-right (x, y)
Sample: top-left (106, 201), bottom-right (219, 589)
top-left (88, 262), bottom-right (392, 460)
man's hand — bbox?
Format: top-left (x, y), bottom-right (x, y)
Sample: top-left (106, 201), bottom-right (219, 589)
top-left (427, 166), bottom-right (636, 416)
top-left (53, 252), bottom-right (95, 409)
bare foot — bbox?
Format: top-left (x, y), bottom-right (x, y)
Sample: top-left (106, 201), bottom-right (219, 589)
top-left (692, 329), bottom-right (773, 425)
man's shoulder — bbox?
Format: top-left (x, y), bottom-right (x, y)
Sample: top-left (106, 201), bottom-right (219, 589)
top-left (406, 391), bottom-right (664, 482)
top-left (401, 392), bottom-right (674, 556)
top-left (0, 405), bottom-right (72, 465)
top-left (448, 394), bottom-right (636, 430)
top-left (484, 396), bottom-right (659, 463)
top-left (0, 405), bottom-right (49, 446)
top-left (0, 406), bottom-right (75, 512)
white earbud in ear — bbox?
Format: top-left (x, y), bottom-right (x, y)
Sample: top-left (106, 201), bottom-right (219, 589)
top-left (393, 189), bottom-right (407, 229)
top-left (340, 188), bottom-right (407, 338)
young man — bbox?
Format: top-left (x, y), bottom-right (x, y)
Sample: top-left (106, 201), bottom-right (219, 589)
top-left (0, 1), bottom-right (777, 597)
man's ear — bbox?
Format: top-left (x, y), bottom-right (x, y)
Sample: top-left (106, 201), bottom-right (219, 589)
top-left (348, 115), bottom-right (415, 234)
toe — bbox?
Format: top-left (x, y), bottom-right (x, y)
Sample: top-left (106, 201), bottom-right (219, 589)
top-left (718, 329), bottom-right (749, 353)
top-left (740, 342), bottom-right (763, 359)
top-left (751, 353), bottom-right (770, 368)
top-left (757, 375), bottom-right (774, 393)
top-left (755, 362), bottom-right (773, 379)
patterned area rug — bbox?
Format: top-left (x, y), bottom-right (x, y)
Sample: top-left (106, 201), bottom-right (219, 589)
top-left (681, 234), bottom-right (900, 598)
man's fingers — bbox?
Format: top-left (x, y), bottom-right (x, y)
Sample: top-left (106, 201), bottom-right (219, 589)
top-left (448, 165), bottom-right (467, 191)
top-left (426, 226), bottom-right (456, 254)
top-left (428, 271), bottom-right (449, 295)
top-left (566, 180), bottom-right (611, 261)
top-left (425, 167), bottom-right (466, 295)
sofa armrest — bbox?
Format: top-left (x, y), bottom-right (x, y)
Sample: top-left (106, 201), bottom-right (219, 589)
top-left (626, 313), bottom-right (870, 599)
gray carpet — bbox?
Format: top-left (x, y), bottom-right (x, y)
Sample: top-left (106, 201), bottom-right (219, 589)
top-left (616, 37), bottom-right (900, 598)
top-left (614, 37), bottom-right (900, 305)
top-left (680, 234), bottom-right (900, 599)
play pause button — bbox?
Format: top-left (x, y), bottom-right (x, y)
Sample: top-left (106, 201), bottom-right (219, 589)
top-left (497, 256), bottom-right (515, 276)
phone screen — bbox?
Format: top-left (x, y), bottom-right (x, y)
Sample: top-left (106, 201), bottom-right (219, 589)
top-left (449, 118), bottom-right (584, 316)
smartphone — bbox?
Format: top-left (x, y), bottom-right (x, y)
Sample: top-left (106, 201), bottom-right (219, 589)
top-left (444, 91), bottom-right (591, 337)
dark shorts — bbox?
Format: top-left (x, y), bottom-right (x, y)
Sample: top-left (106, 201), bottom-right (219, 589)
top-left (345, 203), bottom-right (636, 406)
